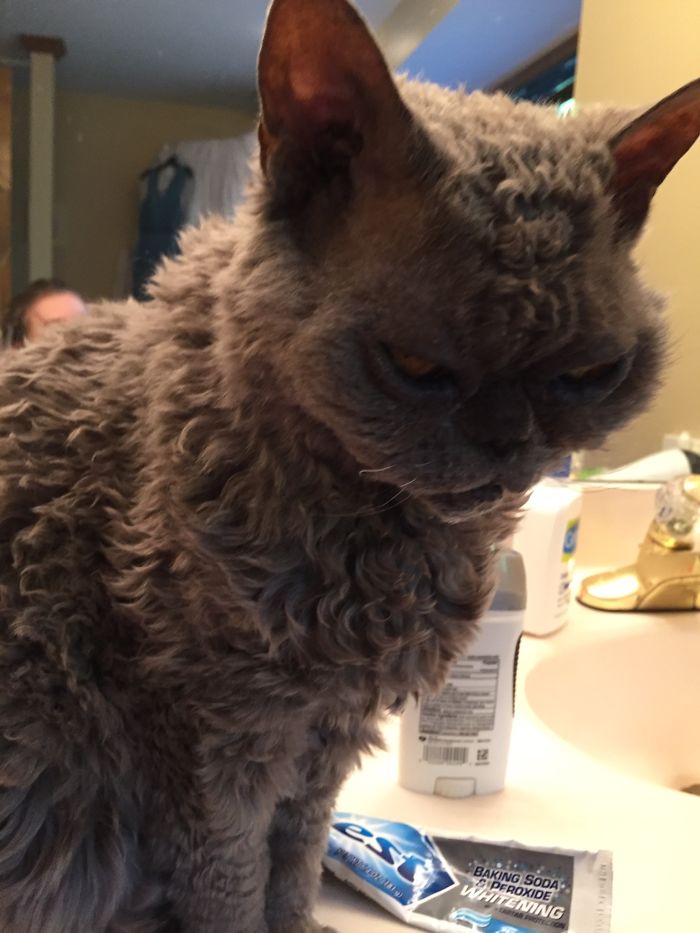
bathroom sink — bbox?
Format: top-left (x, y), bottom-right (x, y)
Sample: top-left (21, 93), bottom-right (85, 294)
top-left (525, 619), bottom-right (700, 791)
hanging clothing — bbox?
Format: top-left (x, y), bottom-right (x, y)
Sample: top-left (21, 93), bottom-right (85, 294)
top-left (132, 156), bottom-right (193, 301)
top-left (156, 133), bottom-right (258, 226)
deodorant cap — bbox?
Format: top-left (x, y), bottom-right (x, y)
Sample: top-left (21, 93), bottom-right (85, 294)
top-left (490, 549), bottom-right (526, 611)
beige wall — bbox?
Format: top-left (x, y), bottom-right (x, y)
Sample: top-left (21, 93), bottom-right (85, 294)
top-left (575, 0), bottom-right (700, 466)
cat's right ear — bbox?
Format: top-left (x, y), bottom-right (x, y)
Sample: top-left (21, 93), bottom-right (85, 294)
top-left (257, 0), bottom-right (412, 214)
top-left (610, 77), bottom-right (700, 235)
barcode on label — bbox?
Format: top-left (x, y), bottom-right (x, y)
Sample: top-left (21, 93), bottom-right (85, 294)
top-left (421, 745), bottom-right (468, 765)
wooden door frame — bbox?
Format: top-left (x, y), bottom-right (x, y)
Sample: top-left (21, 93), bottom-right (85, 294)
top-left (0, 65), bottom-right (11, 331)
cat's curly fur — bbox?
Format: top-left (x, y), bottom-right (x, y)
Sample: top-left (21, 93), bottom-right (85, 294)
top-left (0, 1), bottom-right (692, 929)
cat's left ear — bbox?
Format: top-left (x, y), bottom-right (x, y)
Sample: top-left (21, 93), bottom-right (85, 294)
top-left (610, 77), bottom-right (700, 234)
top-left (257, 0), bottom-right (413, 213)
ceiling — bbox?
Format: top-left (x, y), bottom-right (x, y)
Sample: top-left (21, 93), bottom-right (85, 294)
top-left (404, 0), bottom-right (580, 91)
top-left (1, 0), bottom-right (580, 111)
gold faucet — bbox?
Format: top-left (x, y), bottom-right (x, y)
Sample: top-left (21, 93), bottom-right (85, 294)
top-left (578, 475), bottom-right (700, 611)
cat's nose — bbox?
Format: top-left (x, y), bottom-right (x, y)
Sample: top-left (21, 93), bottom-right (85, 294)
top-left (488, 438), bottom-right (515, 459)
top-left (465, 382), bottom-right (534, 452)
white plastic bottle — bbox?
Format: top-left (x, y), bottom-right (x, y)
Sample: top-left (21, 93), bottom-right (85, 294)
top-left (512, 480), bottom-right (582, 636)
top-left (398, 549), bottom-right (526, 797)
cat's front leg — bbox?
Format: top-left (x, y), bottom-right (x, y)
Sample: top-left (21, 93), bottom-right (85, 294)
top-left (265, 794), bottom-right (339, 933)
top-left (265, 722), bottom-right (373, 933)
top-left (169, 821), bottom-right (272, 933)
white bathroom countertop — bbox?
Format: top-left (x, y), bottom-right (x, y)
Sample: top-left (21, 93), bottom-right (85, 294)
top-left (317, 485), bottom-right (700, 932)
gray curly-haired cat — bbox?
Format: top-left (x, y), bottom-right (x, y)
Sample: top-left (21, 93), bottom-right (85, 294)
top-left (1, 1), bottom-right (699, 930)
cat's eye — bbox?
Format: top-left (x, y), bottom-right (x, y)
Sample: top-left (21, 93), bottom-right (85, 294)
top-left (547, 355), bottom-right (632, 404)
top-left (380, 344), bottom-right (457, 395)
top-left (388, 348), bottom-right (439, 379)
top-left (565, 361), bottom-right (621, 382)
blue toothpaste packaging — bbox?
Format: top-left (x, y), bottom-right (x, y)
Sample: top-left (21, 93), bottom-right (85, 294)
top-left (324, 813), bottom-right (612, 933)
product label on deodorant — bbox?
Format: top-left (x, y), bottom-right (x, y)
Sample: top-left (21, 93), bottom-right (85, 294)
top-left (416, 655), bottom-right (499, 766)
top-left (324, 814), bottom-right (612, 933)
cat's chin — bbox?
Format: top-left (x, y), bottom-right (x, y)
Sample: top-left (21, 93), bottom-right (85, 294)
top-left (421, 483), bottom-right (507, 523)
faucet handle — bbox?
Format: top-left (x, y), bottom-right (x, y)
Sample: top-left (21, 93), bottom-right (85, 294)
top-left (682, 475), bottom-right (700, 506)
top-left (651, 474), bottom-right (700, 549)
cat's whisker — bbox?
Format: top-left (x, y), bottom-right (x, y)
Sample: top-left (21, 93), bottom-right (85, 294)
top-left (370, 479), bottom-right (417, 513)
top-left (358, 464), bottom-right (395, 476)
top-left (329, 478), bottom-right (418, 518)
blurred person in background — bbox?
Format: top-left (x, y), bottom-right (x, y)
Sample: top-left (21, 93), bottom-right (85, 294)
top-left (3, 278), bottom-right (87, 347)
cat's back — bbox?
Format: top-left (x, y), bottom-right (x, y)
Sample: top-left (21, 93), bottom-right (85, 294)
top-left (0, 304), bottom-right (150, 757)
top-left (0, 302), bottom-right (148, 496)
top-left (1, 301), bottom-right (140, 408)
top-left (0, 302), bottom-right (158, 627)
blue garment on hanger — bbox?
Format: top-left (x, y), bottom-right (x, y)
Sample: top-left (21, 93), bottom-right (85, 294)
top-left (132, 157), bottom-right (192, 300)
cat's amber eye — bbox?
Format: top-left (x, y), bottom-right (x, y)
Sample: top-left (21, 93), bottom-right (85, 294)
top-left (549, 355), bottom-right (631, 404)
top-left (388, 348), bottom-right (439, 379)
top-left (566, 361), bottom-right (619, 382)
